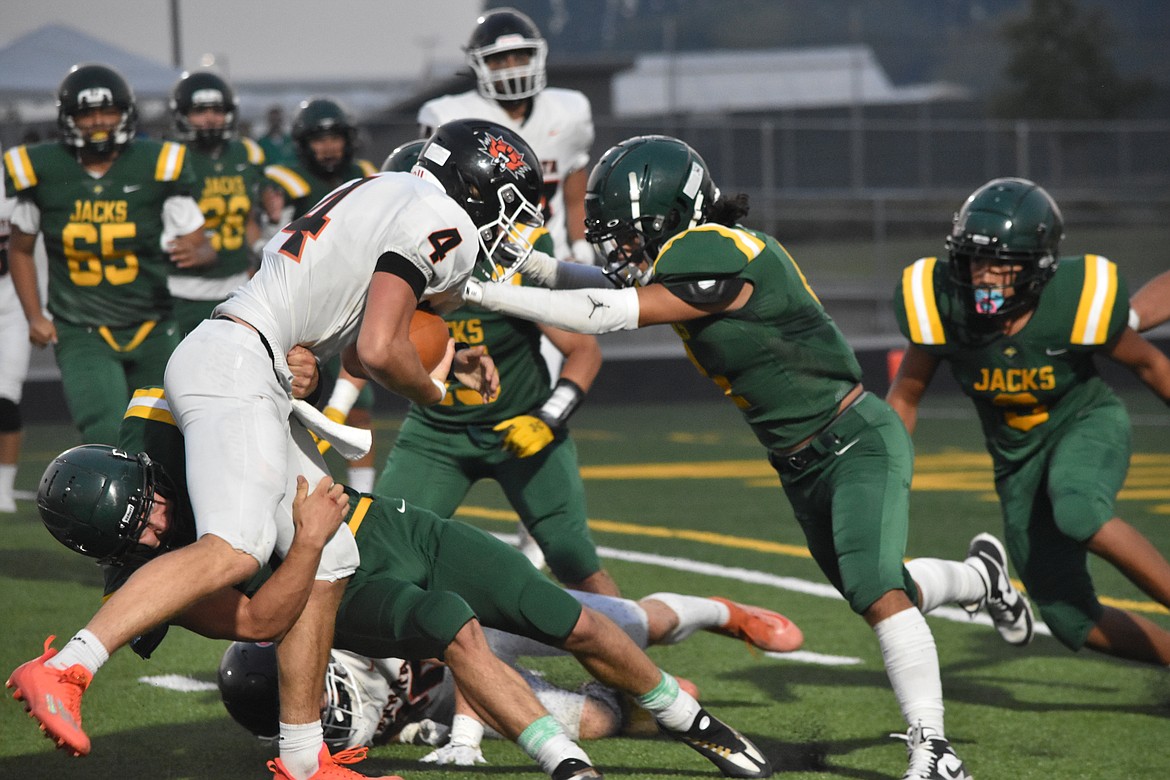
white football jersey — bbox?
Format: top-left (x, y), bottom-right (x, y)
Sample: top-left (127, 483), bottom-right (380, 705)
top-left (218, 172), bottom-right (479, 366)
top-left (418, 89), bottom-right (594, 258)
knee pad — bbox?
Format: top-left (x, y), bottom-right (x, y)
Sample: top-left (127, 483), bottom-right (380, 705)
top-left (0, 398), bottom-right (20, 433)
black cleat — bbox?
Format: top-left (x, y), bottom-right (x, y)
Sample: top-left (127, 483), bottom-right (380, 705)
top-left (660, 707), bottom-right (773, 778)
top-left (551, 757), bottom-right (604, 780)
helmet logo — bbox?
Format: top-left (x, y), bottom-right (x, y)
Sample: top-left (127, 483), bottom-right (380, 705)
top-left (481, 134), bottom-right (532, 179)
top-left (77, 86), bottom-right (114, 108)
top-left (191, 88), bottom-right (224, 107)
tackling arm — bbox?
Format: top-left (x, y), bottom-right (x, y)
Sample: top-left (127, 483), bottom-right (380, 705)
top-left (1106, 327), bottom-right (1170, 403)
top-left (885, 344), bottom-right (941, 435)
top-left (1130, 269), bottom-right (1170, 332)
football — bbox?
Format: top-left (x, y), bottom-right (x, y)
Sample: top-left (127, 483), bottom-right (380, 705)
top-left (410, 309), bottom-right (450, 372)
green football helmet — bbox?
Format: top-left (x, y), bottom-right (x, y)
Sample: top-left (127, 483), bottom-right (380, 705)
top-left (946, 177), bottom-right (1064, 320)
top-left (584, 135), bottom-right (716, 286)
top-left (37, 444), bottom-right (166, 565)
top-left (291, 98), bottom-right (356, 177)
top-left (170, 70), bottom-right (238, 149)
top-left (379, 139), bottom-right (426, 173)
top-left (57, 63), bottom-right (138, 156)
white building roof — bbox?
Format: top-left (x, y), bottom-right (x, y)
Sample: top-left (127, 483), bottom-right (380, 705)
top-left (612, 45), bottom-right (968, 117)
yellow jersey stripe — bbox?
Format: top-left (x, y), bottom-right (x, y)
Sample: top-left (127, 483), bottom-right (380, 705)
top-left (358, 159), bottom-right (378, 177)
top-left (242, 136), bottom-right (265, 165)
top-left (1071, 255), bottom-right (1118, 345)
top-left (266, 165), bottom-right (310, 198)
top-left (4, 146), bottom-right (37, 190)
top-left (346, 496), bottom-right (374, 536)
top-left (155, 142), bottom-right (186, 181)
top-left (656, 224), bottom-right (766, 278)
top-left (124, 389), bottom-right (176, 426)
top-left (902, 257), bottom-right (946, 345)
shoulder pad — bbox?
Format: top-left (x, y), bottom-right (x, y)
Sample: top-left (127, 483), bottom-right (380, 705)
top-left (265, 164), bottom-right (310, 198)
top-left (3, 145), bottom-right (38, 191)
top-left (1070, 254), bottom-right (1123, 345)
top-left (898, 257), bottom-right (947, 346)
top-left (662, 276), bottom-right (747, 305)
top-left (655, 224), bottom-right (764, 280)
top-left (155, 141), bottom-right (188, 182)
top-left (241, 136), bottom-right (265, 165)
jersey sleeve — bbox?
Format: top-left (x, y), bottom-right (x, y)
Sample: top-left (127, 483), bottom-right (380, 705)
top-left (1066, 254), bottom-right (1129, 347)
top-left (561, 91), bottom-right (595, 173)
top-left (241, 136), bottom-right (266, 166)
top-left (894, 257), bottom-right (951, 349)
top-left (266, 164), bottom-right (311, 199)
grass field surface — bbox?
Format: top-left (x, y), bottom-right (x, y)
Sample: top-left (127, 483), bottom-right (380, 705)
top-left (3, 390), bottom-right (1169, 779)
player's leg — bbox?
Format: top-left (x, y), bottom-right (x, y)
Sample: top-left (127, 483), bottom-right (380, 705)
top-left (497, 436), bottom-right (619, 595)
top-left (52, 321), bottom-right (130, 444)
top-left (374, 415), bottom-right (475, 518)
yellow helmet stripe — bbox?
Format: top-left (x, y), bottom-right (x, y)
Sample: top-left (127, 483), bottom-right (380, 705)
top-left (902, 257), bottom-right (946, 345)
top-left (1071, 254), bottom-right (1118, 345)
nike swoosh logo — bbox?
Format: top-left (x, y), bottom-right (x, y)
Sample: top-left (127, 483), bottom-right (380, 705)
top-left (123, 184), bottom-right (141, 193)
top-left (395, 499), bottom-right (406, 513)
top-left (834, 439), bottom-right (859, 456)
top-left (1045, 347), bottom-right (1068, 356)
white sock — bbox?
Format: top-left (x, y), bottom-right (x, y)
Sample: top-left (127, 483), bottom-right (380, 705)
top-left (906, 558), bottom-right (986, 613)
top-left (643, 592), bottom-right (729, 644)
top-left (637, 671), bottom-right (701, 730)
top-left (517, 715), bottom-right (591, 774)
top-left (570, 591), bottom-right (650, 648)
top-left (47, 629), bottom-right (109, 674)
top-left (0, 463), bottom-right (16, 496)
top-left (346, 466), bottom-right (375, 493)
top-left (279, 721), bottom-right (324, 780)
top-left (873, 608), bottom-right (945, 735)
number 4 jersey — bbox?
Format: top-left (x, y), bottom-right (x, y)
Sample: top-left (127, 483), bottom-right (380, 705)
top-left (3, 140), bottom-right (199, 328)
top-left (219, 172), bottom-right (480, 363)
top-left (894, 254), bottom-right (1130, 466)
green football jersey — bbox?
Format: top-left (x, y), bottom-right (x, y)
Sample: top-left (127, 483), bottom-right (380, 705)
top-left (653, 224), bottom-right (863, 452)
top-left (3, 140), bottom-right (198, 327)
top-left (894, 254), bottom-right (1129, 466)
top-left (264, 157), bottom-right (378, 219)
top-left (412, 231), bottom-right (557, 427)
top-left (174, 137), bottom-right (266, 280)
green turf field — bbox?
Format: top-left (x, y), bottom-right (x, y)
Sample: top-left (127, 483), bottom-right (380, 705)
top-left (3, 390), bottom-right (1169, 779)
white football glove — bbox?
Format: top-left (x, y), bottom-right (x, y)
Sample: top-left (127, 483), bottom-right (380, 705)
top-left (419, 741), bottom-right (487, 766)
top-left (396, 718), bottom-right (450, 746)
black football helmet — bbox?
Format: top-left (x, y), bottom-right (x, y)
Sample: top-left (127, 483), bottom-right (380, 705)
top-left (37, 444), bottom-right (178, 565)
top-left (218, 642), bottom-right (280, 743)
top-left (414, 119), bottom-right (544, 280)
top-left (946, 177), bottom-right (1064, 320)
top-left (584, 135), bottom-right (717, 286)
top-left (57, 63), bottom-right (137, 156)
top-left (170, 70), bottom-right (238, 150)
top-left (466, 7), bottom-right (547, 101)
top-left (379, 139), bottom-right (426, 173)
top-left (291, 98), bottom-right (356, 177)
top-left (218, 642), bottom-right (367, 750)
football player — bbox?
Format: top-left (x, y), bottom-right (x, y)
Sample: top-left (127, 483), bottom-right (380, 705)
top-left (168, 70), bottom-right (267, 335)
top-left (0, 142), bottom-right (31, 512)
top-left (4, 119), bottom-right (537, 780)
top-left (25, 379), bottom-right (776, 780)
top-left (461, 135), bottom-right (1036, 780)
top-left (364, 139), bottom-right (619, 595)
top-left (419, 7), bottom-right (595, 265)
top-left (217, 587), bottom-right (802, 757)
top-left (2, 62), bottom-right (213, 445)
top-left (263, 96), bottom-right (380, 493)
top-left (887, 178), bottom-right (1170, 667)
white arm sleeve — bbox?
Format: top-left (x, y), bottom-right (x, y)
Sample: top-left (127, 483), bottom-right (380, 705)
top-left (468, 279), bottom-right (639, 334)
top-left (521, 249), bottom-right (612, 289)
top-left (160, 195), bottom-right (206, 247)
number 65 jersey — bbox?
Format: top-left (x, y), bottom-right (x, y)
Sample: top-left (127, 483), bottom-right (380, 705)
top-left (218, 171), bottom-right (480, 364)
top-left (894, 254), bottom-right (1130, 466)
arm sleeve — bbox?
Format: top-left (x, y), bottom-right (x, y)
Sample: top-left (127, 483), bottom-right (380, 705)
top-left (473, 282), bottom-right (639, 334)
top-left (161, 195), bottom-right (206, 246)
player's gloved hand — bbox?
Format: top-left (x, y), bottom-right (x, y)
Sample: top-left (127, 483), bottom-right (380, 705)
top-left (493, 414), bottom-right (555, 458)
top-left (419, 742), bottom-right (487, 766)
top-left (397, 718), bottom-right (450, 746)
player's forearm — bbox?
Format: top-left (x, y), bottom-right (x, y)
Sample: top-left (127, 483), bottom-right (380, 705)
top-left (359, 340), bottom-right (444, 406)
top-left (468, 281), bottom-right (639, 334)
top-left (7, 236), bottom-right (45, 321)
top-left (233, 541), bottom-right (324, 640)
top-left (1131, 269), bottom-right (1170, 332)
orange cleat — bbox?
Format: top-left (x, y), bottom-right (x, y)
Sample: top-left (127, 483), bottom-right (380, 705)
top-left (268, 744), bottom-right (404, 780)
top-left (710, 597), bottom-right (804, 653)
top-left (6, 635), bottom-right (93, 756)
